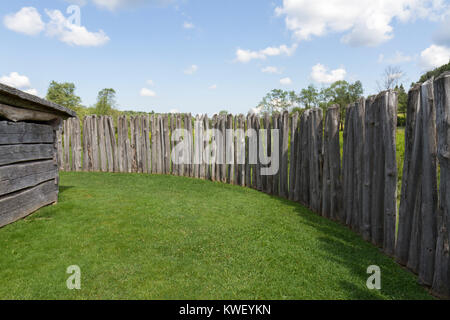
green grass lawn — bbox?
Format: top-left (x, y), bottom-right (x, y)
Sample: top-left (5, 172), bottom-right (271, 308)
top-left (0, 172), bottom-right (432, 300)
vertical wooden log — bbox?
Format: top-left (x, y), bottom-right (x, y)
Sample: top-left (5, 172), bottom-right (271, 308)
top-left (432, 72), bottom-right (450, 298)
top-left (163, 114), bottom-right (170, 175)
top-left (238, 115), bottom-right (245, 186)
top-left (92, 115), bottom-right (100, 172)
top-left (362, 97), bottom-right (376, 239)
top-left (64, 119), bottom-right (71, 171)
top-left (289, 112), bottom-right (299, 200)
top-left (299, 110), bottom-right (310, 206)
top-left (194, 115), bottom-right (200, 178)
top-left (211, 115), bottom-right (218, 181)
top-left (108, 116), bottom-right (118, 172)
top-left (382, 91), bottom-right (399, 256)
top-left (170, 114), bottom-right (176, 175)
top-left (343, 106), bottom-right (354, 226)
top-left (130, 116), bottom-right (137, 173)
top-left (293, 112), bottom-right (302, 203)
top-left (103, 117), bottom-right (113, 172)
top-left (98, 116), bottom-right (108, 172)
top-left (322, 106), bottom-right (342, 220)
top-left (202, 115), bottom-right (209, 180)
top-left (220, 114), bottom-right (227, 183)
top-left (418, 80), bottom-right (437, 285)
top-left (150, 115), bottom-right (156, 174)
top-left (155, 115), bottom-right (162, 174)
top-left (280, 111), bottom-right (289, 198)
top-left (227, 114), bottom-right (234, 184)
top-left (353, 99), bottom-right (365, 233)
top-left (254, 115), bottom-right (262, 191)
top-left (57, 125), bottom-right (64, 171)
top-left (396, 84), bottom-right (421, 264)
top-left (271, 113), bottom-right (279, 194)
top-left (371, 96), bottom-right (385, 247)
top-left (117, 116), bottom-right (124, 172)
top-left (73, 117), bottom-right (82, 172)
top-left (245, 114), bottom-right (252, 187)
top-left (261, 114), bottom-right (269, 193)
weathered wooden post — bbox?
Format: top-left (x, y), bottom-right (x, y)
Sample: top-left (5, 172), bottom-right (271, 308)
top-left (432, 71), bottom-right (450, 298)
top-left (289, 112), bottom-right (299, 201)
top-left (322, 106), bottom-right (341, 220)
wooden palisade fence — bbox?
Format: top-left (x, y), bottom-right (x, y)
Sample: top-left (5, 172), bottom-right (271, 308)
top-left (58, 72), bottom-right (450, 298)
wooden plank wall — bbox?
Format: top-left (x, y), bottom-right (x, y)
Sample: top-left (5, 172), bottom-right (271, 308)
top-left (0, 121), bottom-right (58, 227)
top-left (54, 79), bottom-right (450, 298)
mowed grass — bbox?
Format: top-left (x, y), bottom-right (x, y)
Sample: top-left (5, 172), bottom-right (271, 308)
top-left (0, 172), bottom-right (432, 300)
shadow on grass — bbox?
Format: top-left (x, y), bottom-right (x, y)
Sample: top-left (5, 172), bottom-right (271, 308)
top-left (59, 185), bottom-right (74, 194)
top-left (268, 194), bottom-right (431, 300)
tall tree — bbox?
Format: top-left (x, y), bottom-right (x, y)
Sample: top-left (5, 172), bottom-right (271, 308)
top-left (257, 89), bottom-right (300, 114)
top-left (299, 84), bottom-right (319, 109)
top-left (46, 81), bottom-right (82, 111)
top-left (327, 80), bottom-right (364, 129)
top-left (95, 88), bottom-right (116, 115)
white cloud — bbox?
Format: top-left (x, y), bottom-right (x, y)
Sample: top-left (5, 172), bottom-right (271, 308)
top-left (279, 77), bottom-right (292, 85)
top-left (0, 72), bottom-right (32, 88)
top-left (378, 51), bottom-right (414, 64)
top-left (140, 88), bottom-right (157, 97)
top-left (0, 72), bottom-right (38, 95)
top-left (169, 108), bottom-right (179, 113)
top-left (146, 80), bottom-right (155, 86)
top-left (183, 21), bottom-right (194, 29)
top-left (208, 84), bottom-right (217, 90)
top-left (24, 88), bottom-right (38, 95)
top-left (261, 66), bottom-right (281, 74)
top-left (45, 9), bottom-right (110, 47)
top-left (3, 7), bottom-right (45, 36)
top-left (419, 44), bottom-right (450, 70)
top-left (184, 64), bottom-right (198, 75)
top-left (275, 0), bottom-right (449, 47)
top-left (235, 44), bottom-right (297, 63)
top-left (311, 63), bottom-right (346, 84)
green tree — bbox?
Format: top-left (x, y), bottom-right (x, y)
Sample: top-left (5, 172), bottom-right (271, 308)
top-left (327, 80), bottom-right (364, 129)
top-left (299, 84), bottom-right (319, 109)
top-left (257, 89), bottom-right (299, 114)
top-left (46, 81), bottom-right (82, 111)
top-left (95, 88), bottom-right (117, 116)
top-left (395, 84), bottom-right (408, 127)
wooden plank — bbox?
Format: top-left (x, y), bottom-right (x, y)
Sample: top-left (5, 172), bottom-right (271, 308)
top-left (98, 116), bottom-right (108, 172)
top-left (0, 180), bottom-right (58, 228)
top-left (0, 160), bottom-right (57, 196)
top-left (0, 121), bottom-right (53, 145)
top-left (238, 115), bottom-right (246, 186)
top-left (280, 111), bottom-right (289, 198)
top-left (396, 84), bottom-right (421, 264)
top-left (163, 114), bottom-right (170, 175)
top-left (0, 103), bottom-right (59, 122)
top-left (289, 112), bottom-right (299, 200)
top-left (432, 71), bottom-right (450, 298)
top-left (226, 114), bottom-right (234, 184)
top-left (0, 144), bottom-right (53, 166)
top-left (245, 114), bottom-right (252, 187)
top-left (255, 115), bottom-right (262, 191)
top-left (91, 115), bottom-right (100, 171)
top-left (322, 106), bottom-right (341, 220)
top-left (370, 96), bottom-right (385, 247)
top-left (0, 82), bottom-right (76, 119)
top-left (72, 118), bottom-right (82, 172)
top-left (104, 116), bottom-right (114, 172)
top-left (299, 110), bottom-right (310, 205)
top-left (144, 115), bottom-right (151, 174)
top-left (219, 114), bottom-right (227, 183)
top-left (418, 80), bottom-right (437, 284)
top-left (353, 99), bottom-right (365, 232)
top-left (63, 119), bottom-right (71, 171)
top-left (151, 115), bottom-right (157, 174)
top-left (362, 96), bottom-right (376, 238)
top-left (57, 125), bottom-right (64, 171)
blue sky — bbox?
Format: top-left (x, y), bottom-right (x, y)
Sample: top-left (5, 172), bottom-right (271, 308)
top-left (1, 0), bottom-right (450, 115)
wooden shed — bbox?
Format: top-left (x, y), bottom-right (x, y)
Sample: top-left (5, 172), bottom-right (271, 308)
top-left (0, 83), bottom-right (76, 228)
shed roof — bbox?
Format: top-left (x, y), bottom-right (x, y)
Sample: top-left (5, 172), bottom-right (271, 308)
top-left (0, 83), bottom-right (76, 119)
